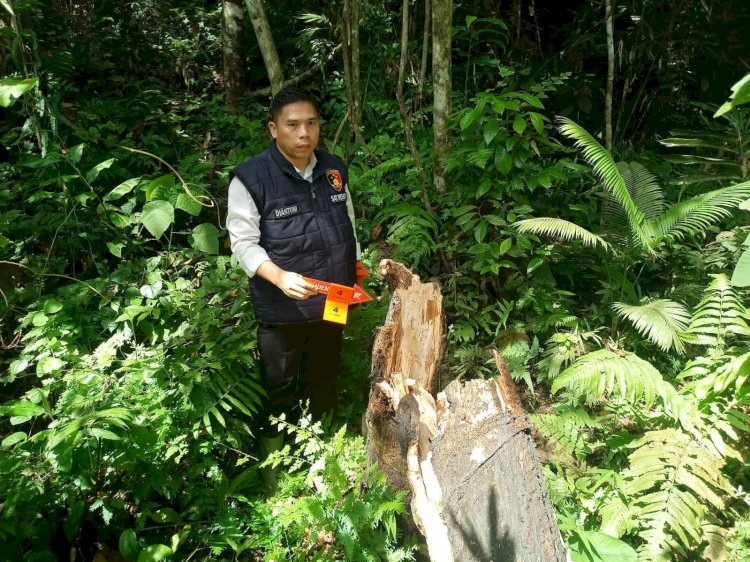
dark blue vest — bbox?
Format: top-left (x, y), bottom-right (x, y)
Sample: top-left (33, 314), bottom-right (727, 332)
top-left (232, 142), bottom-right (357, 324)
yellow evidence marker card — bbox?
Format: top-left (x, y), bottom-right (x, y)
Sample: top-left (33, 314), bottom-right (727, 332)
top-left (323, 283), bottom-right (354, 324)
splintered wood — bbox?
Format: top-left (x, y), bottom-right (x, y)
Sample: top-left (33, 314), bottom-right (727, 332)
top-left (364, 260), bottom-right (566, 562)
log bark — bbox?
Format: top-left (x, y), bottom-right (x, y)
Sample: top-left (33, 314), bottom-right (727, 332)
top-left (365, 260), bottom-right (566, 562)
top-left (604, 0), bottom-right (615, 151)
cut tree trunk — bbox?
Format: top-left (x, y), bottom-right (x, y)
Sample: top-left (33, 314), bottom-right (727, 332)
top-left (365, 260), bottom-right (566, 562)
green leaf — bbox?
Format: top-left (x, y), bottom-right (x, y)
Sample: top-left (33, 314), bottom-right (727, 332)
top-left (714, 74), bottom-right (750, 117)
top-left (85, 158), bottom-right (115, 183)
top-left (189, 223), bottom-right (220, 254)
top-left (146, 175), bottom-right (175, 201)
top-left (498, 238), bottom-right (512, 255)
top-left (43, 299), bottom-right (63, 314)
top-left (119, 529), bottom-right (140, 561)
top-left (150, 508), bottom-right (179, 523)
top-left (64, 501), bottom-right (85, 541)
top-left (107, 242), bottom-right (124, 258)
top-left (2, 431), bottom-right (27, 448)
top-left (0, 234), bottom-right (8, 247)
top-left (513, 114), bottom-right (527, 134)
top-left (518, 92), bottom-right (545, 109)
top-left (141, 201), bottom-right (174, 239)
top-left (529, 112), bottom-right (546, 134)
top-left (1, 0), bottom-right (15, 15)
top-left (136, 545), bottom-right (173, 562)
top-left (68, 144), bottom-right (84, 164)
top-left (31, 312), bottom-right (48, 326)
top-left (465, 15), bottom-right (477, 27)
top-left (175, 193), bottom-right (202, 216)
top-left (0, 77), bottom-right (37, 107)
top-left (587, 532), bottom-right (638, 562)
top-left (104, 178), bottom-right (140, 202)
top-left (514, 217), bottom-right (610, 250)
top-left (9, 359), bottom-right (28, 376)
top-left (732, 247), bottom-right (750, 287)
top-left (527, 257), bottom-right (544, 274)
top-left (483, 119), bottom-right (501, 145)
top-left (0, 400), bottom-right (44, 417)
top-left (38, 356), bottom-right (63, 374)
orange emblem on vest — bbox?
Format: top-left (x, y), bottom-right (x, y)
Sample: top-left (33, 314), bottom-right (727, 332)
top-left (326, 169), bottom-right (343, 192)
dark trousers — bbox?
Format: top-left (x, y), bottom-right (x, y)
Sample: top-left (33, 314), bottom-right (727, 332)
top-left (257, 321), bottom-right (344, 433)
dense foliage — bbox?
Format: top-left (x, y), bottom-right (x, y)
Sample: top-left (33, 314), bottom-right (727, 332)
top-left (2, 0), bottom-right (750, 560)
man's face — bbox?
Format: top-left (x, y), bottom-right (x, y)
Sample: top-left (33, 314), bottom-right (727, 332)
top-left (268, 101), bottom-right (320, 168)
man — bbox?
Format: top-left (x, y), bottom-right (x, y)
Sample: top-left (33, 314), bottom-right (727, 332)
top-left (226, 87), bottom-right (360, 484)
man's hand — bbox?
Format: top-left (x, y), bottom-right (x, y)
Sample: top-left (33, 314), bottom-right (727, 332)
top-left (256, 260), bottom-right (315, 300)
top-left (277, 271), bottom-right (315, 299)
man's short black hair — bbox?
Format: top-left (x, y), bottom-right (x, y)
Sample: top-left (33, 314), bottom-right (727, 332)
top-left (269, 87), bottom-right (319, 122)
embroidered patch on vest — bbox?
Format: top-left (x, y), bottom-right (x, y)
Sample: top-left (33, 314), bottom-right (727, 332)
top-left (273, 204), bottom-right (299, 218)
top-left (330, 192), bottom-right (347, 204)
top-left (326, 169), bottom-right (343, 192)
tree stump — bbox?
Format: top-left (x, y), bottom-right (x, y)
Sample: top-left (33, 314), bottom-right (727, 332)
top-left (364, 260), bottom-right (566, 562)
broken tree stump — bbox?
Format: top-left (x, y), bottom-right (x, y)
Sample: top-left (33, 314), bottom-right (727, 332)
top-left (364, 260), bottom-right (566, 562)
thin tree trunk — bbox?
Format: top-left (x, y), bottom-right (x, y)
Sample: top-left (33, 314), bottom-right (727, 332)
top-left (222, 0), bottom-right (244, 114)
top-left (244, 0), bottom-right (284, 94)
top-left (604, 0), bottom-right (614, 150)
top-left (397, 0), bottom-right (432, 212)
top-left (342, 0), bottom-right (354, 131)
top-left (432, 0), bottom-right (452, 192)
top-left (350, 0), bottom-right (363, 132)
top-left (417, 0), bottom-right (431, 106)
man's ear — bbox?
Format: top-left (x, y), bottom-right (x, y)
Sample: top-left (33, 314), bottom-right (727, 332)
top-left (268, 121), bottom-right (277, 139)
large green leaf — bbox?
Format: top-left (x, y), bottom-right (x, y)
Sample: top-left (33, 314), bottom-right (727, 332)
top-left (0, 77), bottom-right (37, 107)
top-left (137, 545), bottom-right (173, 562)
top-left (613, 300), bottom-right (690, 353)
top-left (141, 201), bottom-right (174, 239)
top-left (119, 529), bottom-right (140, 561)
top-left (0, 400), bottom-right (44, 417)
top-left (104, 178), bottom-right (140, 202)
top-left (715, 74), bottom-right (750, 117)
top-left (189, 223), bottom-right (220, 254)
top-left (731, 247), bottom-right (750, 287)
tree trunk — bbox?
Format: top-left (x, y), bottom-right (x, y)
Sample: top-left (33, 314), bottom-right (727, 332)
top-left (244, 0), bottom-right (284, 95)
top-left (350, 0), bottom-right (363, 132)
top-left (604, 0), bottom-right (614, 150)
top-left (416, 0), bottom-right (431, 107)
top-left (397, 0), bottom-right (432, 212)
top-left (222, 0), bottom-right (244, 114)
top-left (365, 260), bottom-right (566, 562)
top-left (431, 0), bottom-right (452, 192)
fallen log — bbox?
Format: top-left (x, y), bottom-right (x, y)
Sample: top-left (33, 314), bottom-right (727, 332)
top-left (364, 260), bottom-right (566, 562)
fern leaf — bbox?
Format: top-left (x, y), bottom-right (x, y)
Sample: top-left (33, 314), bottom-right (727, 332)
top-left (537, 331), bottom-right (587, 379)
top-left (531, 408), bottom-right (602, 460)
top-left (613, 299), bottom-right (690, 353)
top-left (685, 274), bottom-right (750, 346)
top-left (552, 349), bottom-right (694, 423)
top-left (556, 117), bottom-right (653, 251)
top-left (514, 217), bottom-right (610, 250)
top-left (620, 429), bottom-right (732, 561)
top-left (650, 180), bottom-right (750, 242)
top-left (619, 161), bottom-right (667, 220)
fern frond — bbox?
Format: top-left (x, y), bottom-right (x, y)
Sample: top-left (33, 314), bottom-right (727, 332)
top-left (650, 180), bottom-right (750, 242)
top-left (620, 162), bottom-right (667, 220)
top-left (537, 331), bottom-right (587, 379)
top-left (556, 117), bottom-right (652, 251)
top-left (685, 274), bottom-right (750, 347)
top-left (531, 407), bottom-right (602, 460)
top-left (551, 349), bottom-right (693, 423)
top-left (375, 203), bottom-right (439, 265)
top-left (621, 429), bottom-right (732, 561)
top-left (613, 299), bottom-right (690, 353)
top-left (514, 217), bottom-right (610, 250)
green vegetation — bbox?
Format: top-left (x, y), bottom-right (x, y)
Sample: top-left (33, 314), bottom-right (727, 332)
top-left (2, 0), bottom-right (750, 560)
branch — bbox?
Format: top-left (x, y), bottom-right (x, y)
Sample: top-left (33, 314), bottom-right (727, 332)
top-left (250, 44), bottom-right (342, 99)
